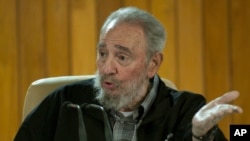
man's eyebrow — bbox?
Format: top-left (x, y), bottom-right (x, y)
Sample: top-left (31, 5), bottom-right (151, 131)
top-left (97, 43), bottom-right (132, 54)
top-left (114, 45), bottom-right (132, 54)
top-left (97, 43), bottom-right (106, 48)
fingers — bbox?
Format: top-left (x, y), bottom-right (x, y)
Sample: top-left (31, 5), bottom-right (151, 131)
top-left (216, 90), bottom-right (240, 104)
top-left (214, 91), bottom-right (243, 113)
top-left (211, 104), bottom-right (243, 122)
top-left (195, 103), bottom-right (242, 123)
top-left (202, 91), bottom-right (240, 110)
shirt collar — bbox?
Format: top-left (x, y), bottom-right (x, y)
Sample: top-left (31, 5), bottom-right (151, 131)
top-left (139, 75), bottom-right (159, 119)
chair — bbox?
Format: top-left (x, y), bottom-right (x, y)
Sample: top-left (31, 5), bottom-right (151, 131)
top-left (22, 75), bottom-right (177, 121)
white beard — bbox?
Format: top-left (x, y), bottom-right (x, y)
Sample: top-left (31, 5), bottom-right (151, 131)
top-left (94, 71), bottom-right (149, 111)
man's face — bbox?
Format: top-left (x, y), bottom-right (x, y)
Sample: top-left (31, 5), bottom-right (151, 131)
top-left (95, 22), bottom-right (151, 111)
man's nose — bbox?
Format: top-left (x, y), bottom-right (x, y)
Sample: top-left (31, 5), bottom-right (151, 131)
top-left (102, 57), bottom-right (117, 74)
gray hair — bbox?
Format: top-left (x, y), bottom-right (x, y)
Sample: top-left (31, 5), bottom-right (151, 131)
top-left (100, 7), bottom-right (166, 60)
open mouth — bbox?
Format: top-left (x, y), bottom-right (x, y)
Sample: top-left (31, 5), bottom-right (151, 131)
top-left (102, 81), bottom-right (116, 90)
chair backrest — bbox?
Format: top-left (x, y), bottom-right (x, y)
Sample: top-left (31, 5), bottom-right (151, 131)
top-left (22, 75), bottom-right (177, 121)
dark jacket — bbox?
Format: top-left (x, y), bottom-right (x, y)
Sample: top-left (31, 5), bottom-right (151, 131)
top-left (15, 78), bottom-right (227, 141)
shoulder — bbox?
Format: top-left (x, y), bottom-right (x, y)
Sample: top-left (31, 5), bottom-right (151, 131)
top-left (48, 78), bottom-right (96, 104)
top-left (167, 89), bottom-right (206, 115)
top-left (174, 90), bottom-right (206, 108)
top-left (157, 77), bottom-right (206, 106)
top-left (60, 77), bottom-right (95, 91)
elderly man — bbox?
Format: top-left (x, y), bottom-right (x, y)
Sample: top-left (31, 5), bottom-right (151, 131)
top-left (15, 7), bottom-right (242, 141)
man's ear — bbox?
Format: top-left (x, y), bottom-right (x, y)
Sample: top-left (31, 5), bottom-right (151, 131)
top-left (147, 52), bottom-right (163, 78)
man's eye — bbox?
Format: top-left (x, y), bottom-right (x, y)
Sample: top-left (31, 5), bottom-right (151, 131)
top-left (99, 51), bottom-right (107, 57)
top-left (117, 54), bottom-right (129, 61)
top-left (119, 55), bottom-right (126, 60)
top-left (117, 54), bottom-right (131, 66)
top-left (100, 52), bottom-right (105, 56)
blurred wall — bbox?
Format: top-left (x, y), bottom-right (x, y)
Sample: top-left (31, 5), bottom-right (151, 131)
top-left (0, 0), bottom-right (249, 140)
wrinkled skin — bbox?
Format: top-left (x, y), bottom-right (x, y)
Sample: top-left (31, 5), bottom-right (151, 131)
top-left (192, 91), bottom-right (243, 140)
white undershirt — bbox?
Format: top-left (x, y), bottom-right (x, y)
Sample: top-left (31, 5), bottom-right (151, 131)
top-left (119, 111), bottom-right (135, 117)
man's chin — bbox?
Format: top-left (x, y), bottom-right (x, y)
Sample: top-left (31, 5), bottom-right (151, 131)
top-left (101, 88), bottom-right (119, 96)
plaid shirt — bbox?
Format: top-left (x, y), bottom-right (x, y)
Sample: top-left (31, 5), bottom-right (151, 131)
top-left (109, 76), bottom-right (159, 141)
